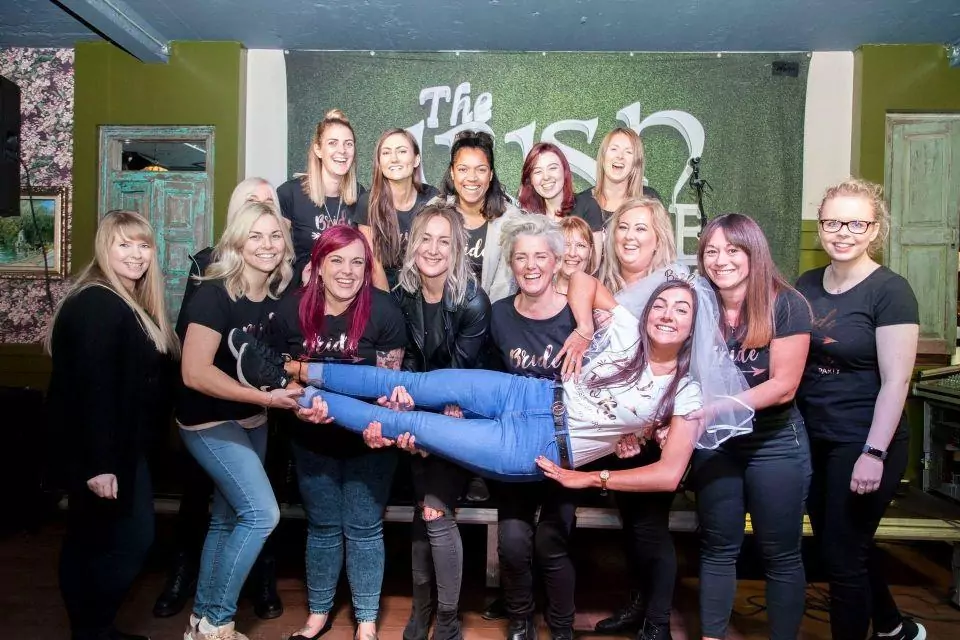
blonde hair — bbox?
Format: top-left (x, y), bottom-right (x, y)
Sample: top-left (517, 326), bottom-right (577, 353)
top-left (559, 216), bottom-right (599, 275)
top-left (592, 128), bottom-right (646, 209)
top-left (228, 177), bottom-right (280, 224)
top-left (201, 201), bottom-right (295, 300)
top-left (398, 204), bottom-right (476, 306)
top-left (302, 109), bottom-right (358, 207)
top-left (45, 210), bottom-right (179, 357)
top-left (817, 177), bottom-right (890, 257)
top-left (600, 197), bottom-right (676, 294)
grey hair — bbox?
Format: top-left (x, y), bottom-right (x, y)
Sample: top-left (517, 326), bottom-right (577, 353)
top-left (499, 214), bottom-right (566, 264)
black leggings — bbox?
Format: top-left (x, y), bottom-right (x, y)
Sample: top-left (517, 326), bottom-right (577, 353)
top-left (807, 437), bottom-right (908, 639)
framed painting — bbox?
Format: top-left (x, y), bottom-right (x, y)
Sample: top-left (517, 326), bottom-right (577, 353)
top-left (0, 186), bottom-right (69, 278)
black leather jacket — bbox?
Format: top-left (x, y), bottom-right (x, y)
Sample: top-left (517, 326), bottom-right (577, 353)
top-left (394, 280), bottom-right (491, 372)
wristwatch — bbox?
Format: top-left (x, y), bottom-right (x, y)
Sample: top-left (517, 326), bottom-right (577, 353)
top-left (862, 444), bottom-right (888, 461)
top-left (599, 470), bottom-right (611, 495)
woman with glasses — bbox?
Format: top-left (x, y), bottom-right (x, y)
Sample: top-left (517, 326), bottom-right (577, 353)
top-left (796, 179), bottom-right (923, 640)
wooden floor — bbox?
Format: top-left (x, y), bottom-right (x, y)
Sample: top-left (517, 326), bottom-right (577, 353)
top-left (3, 516), bottom-right (960, 639)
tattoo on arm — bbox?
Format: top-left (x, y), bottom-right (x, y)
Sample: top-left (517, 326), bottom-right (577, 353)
top-left (376, 348), bottom-right (404, 370)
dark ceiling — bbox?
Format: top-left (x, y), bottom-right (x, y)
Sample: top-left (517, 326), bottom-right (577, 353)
top-left (0, 0), bottom-right (958, 53)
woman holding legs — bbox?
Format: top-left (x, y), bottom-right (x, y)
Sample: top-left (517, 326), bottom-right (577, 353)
top-left (796, 179), bottom-right (923, 640)
top-left (177, 201), bottom-right (300, 640)
top-left (51, 211), bottom-right (179, 640)
top-left (693, 213), bottom-right (812, 640)
top-left (351, 128), bottom-right (439, 291)
top-left (268, 225), bottom-right (407, 640)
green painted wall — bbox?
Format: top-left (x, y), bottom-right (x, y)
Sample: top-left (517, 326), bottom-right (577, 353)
top-left (852, 44), bottom-right (960, 184)
top-left (72, 41), bottom-right (245, 267)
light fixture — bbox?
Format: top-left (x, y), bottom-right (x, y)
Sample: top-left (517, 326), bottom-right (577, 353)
top-left (143, 165), bottom-right (168, 172)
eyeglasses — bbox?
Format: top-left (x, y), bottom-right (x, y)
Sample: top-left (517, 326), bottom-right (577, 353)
top-left (818, 219), bottom-right (876, 234)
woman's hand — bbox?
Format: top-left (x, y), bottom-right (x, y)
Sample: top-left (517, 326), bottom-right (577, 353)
top-left (265, 387), bottom-right (303, 410)
top-left (396, 432), bottom-right (429, 457)
top-left (362, 421), bottom-right (395, 449)
top-left (297, 395), bottom-right (333, 424)
top-left (850, 454), bottom-right (884, 494)
top-left (377, 385), bottom-right (414, 411)
top-left (87, 473), bottom-right (118, 499)
top-left (615, 433), bottom-right (643, 459)
top-left (535, 456), bottom-right (595, 489)
top-left (654, 425), bottom-right (671, 448)
top-left (443, 404), bottom-right (463, 419)
top-left (558, 326), bottom-right (593, 382)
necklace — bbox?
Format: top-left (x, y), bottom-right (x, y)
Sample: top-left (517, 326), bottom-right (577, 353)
top-left (825, 265), bottom-right (847, 294)
top-left (323, 196), bottom-right (343, 223)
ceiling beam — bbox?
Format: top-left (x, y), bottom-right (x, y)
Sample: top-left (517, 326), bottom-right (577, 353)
top-left (56, 0), bottom-right (169, 63)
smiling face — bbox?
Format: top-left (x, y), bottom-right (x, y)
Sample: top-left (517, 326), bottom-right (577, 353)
top-left (645, 286), bottom-right (695, 351)
top-left (320, 239), bottom-right (366, 306)
top-left (530, 150), bottom-right (565, 202)
top-left (108, 233), bottom-right (153, 291)
top-left (561, 229), bottom-right (592, 279)
top-left (451, 147), bottom-right (492, 208)
top-left (415, 214), bottom-right (453, 280)
top-left (378, 132), bottom-right (420, 183)
top-left (613, 206), bottom-right (657, 275)
top-left (241, 214), bottom-right (285, 276)
top-left (315, 122), bottom-right (356, 178)
top-left (602, 132), bottom-right (636, 185)
top-left (511, 234), bottom-right (561, 298)
top-left (701, 228), bottom-right (750, 293)
top-left (818, 195), bottom-right (879, 264)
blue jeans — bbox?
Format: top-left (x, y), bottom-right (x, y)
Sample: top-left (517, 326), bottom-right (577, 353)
top-left (692, 421), bottom-right (812, 640)
top-left (301, 364), bottom-right (566, 481)
top-left (181, 422), bottom-right (280, 626)
top-left (291, 442), bottom-right (397, 622)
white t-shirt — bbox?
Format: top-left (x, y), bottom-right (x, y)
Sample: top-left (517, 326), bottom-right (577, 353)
top-left (563, 304), bottom-right (702, 466)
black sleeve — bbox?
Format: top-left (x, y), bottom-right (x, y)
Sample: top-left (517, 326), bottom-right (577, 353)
top-left (642, 185), bottom-right (664, 204)
top-left (450, 288), bottom-right (492, 369)
top-left (572, 192), bottom-right (604, 231)
top-left (277, 180), bottom-right (296, 222)
top-left (875, 272), bottom-right (920, 327)
top-left (183, 281), bottom-right (232, 337)
top-left (175, 254), bottom-right (206, 338)
top-left (372, 292), bottom-right (409, 351)
top-left (774, 288), bottom-right (813, 339)
top-left (481, 301), bottom-right (509, 371)
top-left (351, 191), bottom-right (370, 227)
top-left (270, 291), bottom-right (306, 355)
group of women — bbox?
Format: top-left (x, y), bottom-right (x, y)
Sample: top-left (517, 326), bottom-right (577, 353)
top-left (48, 106), bottom-right (923, 640)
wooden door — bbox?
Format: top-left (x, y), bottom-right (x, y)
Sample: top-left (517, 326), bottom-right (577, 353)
top-left (98, 126), bottom-right (215, 323)
top-left (885, 114), bottom-right (960, 355)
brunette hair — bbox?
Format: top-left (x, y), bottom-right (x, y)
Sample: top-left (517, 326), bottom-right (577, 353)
top-left (817, 177), bottom-right (890, 257)
top-left (559, 216), bottom-right (599, 275)
top-left (518, 142), bottom-right (575, 216)
top-left (697, 213), bottom-right (804, 349)
top-left (587, 279), bottom-right (696, 429)
top-left (599, 197), bottom-right (676, 293)
top-left (298, 225), bottom-right (373, 356)
top-left (441, 130), bottom-right (507, 220)
top-left (592, 128), bottom-right (646, 209)
top-left (302, 108), bottom-right (359, 207)
top-left (368, 128), bottom-right (425, 269)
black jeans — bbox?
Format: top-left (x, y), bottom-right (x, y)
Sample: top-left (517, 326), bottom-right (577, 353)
top-left (693, 421), bottom-right (811, 640)
top-left (498, 480), bottom-right (578, 630)
top-left (60, 456), bottom-right (154, 639)
top-left (807, 437), bottom-right (908, 639)
top-left (410, 454), bottom-right (468, 638)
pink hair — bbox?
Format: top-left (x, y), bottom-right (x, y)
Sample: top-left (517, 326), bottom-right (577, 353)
top-left (298, 225), bottom-right (373, 356)
top-left (518, 142), bottom-right (576, 216)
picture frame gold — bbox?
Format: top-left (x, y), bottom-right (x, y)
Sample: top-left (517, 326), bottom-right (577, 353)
top-left (0, 186), bottom-right (69, 278)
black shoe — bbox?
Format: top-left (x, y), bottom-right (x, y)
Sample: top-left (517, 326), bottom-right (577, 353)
top-left (237, 340), bottom-right (291, 391)
top-left (402, 582), bottom-right (434, 640)
top-left (482, 596), bottom-right (508, 621)
top-left (465, 476), bottom-right (490, 502)
top-left (548, 627), bottom-right (574, 640)
top-left (432, 608), bottom-right (462, 640)
top-left (638, 619), bottom-right (672, 640)
top-left (594, 590), bottom-right (644, 634)
top-left (152, 552), bottom-right (196, 618)
top-left (506, 617), bottom-right (537, 640)
top-left (869, 617), bottom-right (927, 640)
top-left (252, 556), bottom-right (283, 620)
top-left (290, 616), bottom-right (334, 640)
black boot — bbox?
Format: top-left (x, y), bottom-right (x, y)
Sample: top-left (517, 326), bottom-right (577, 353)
top-left (506, 617), bottom-right (537, 640)
top-left (402, 582), bottom-right (434, 640)
top-left (252, 555), bottom-right (283, 620)
top-left (548, 626), bottom-right (574, 640)
top-left (433, 607), bottom-right (462, 640)
top-left (152, 552), bottom-right (196, 618)
top-left (637, 619), bottom-right (672, 640)
top-left (594, 590), bottom-right (644, 634)
top-left (482, 596), bottom-right (508, 621)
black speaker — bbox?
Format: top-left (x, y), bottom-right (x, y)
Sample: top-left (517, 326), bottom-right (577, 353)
top-left (0, 75), bottom-right (22, 218)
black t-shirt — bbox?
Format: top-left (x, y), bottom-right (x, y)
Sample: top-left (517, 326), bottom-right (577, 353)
top-left (351, 184), bottom-right (440, 247)
top-left (488, 294), bottom-right (576, 381)
top-left (421, 299), bottom-right (444, 361)
top-left (796, 266), bottom-right (919, 443)
top-left (727, 288), bottom-right (812, 430)
top-left (176, 280), bottom-right (279, 426)
top-left (572, 186), bottom-right (663, 230)
top-left (465, 220), bottom-right (488, 278)
top-left (273, 288), bottom-right (408, 457)
top-left (277, 178), bottom-right (365, 265)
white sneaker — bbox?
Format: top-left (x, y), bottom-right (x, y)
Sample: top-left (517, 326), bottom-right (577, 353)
top-left (183, 613), bottom-right (201, 640)
top-left (195, 619), bottom-right (249, 640)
